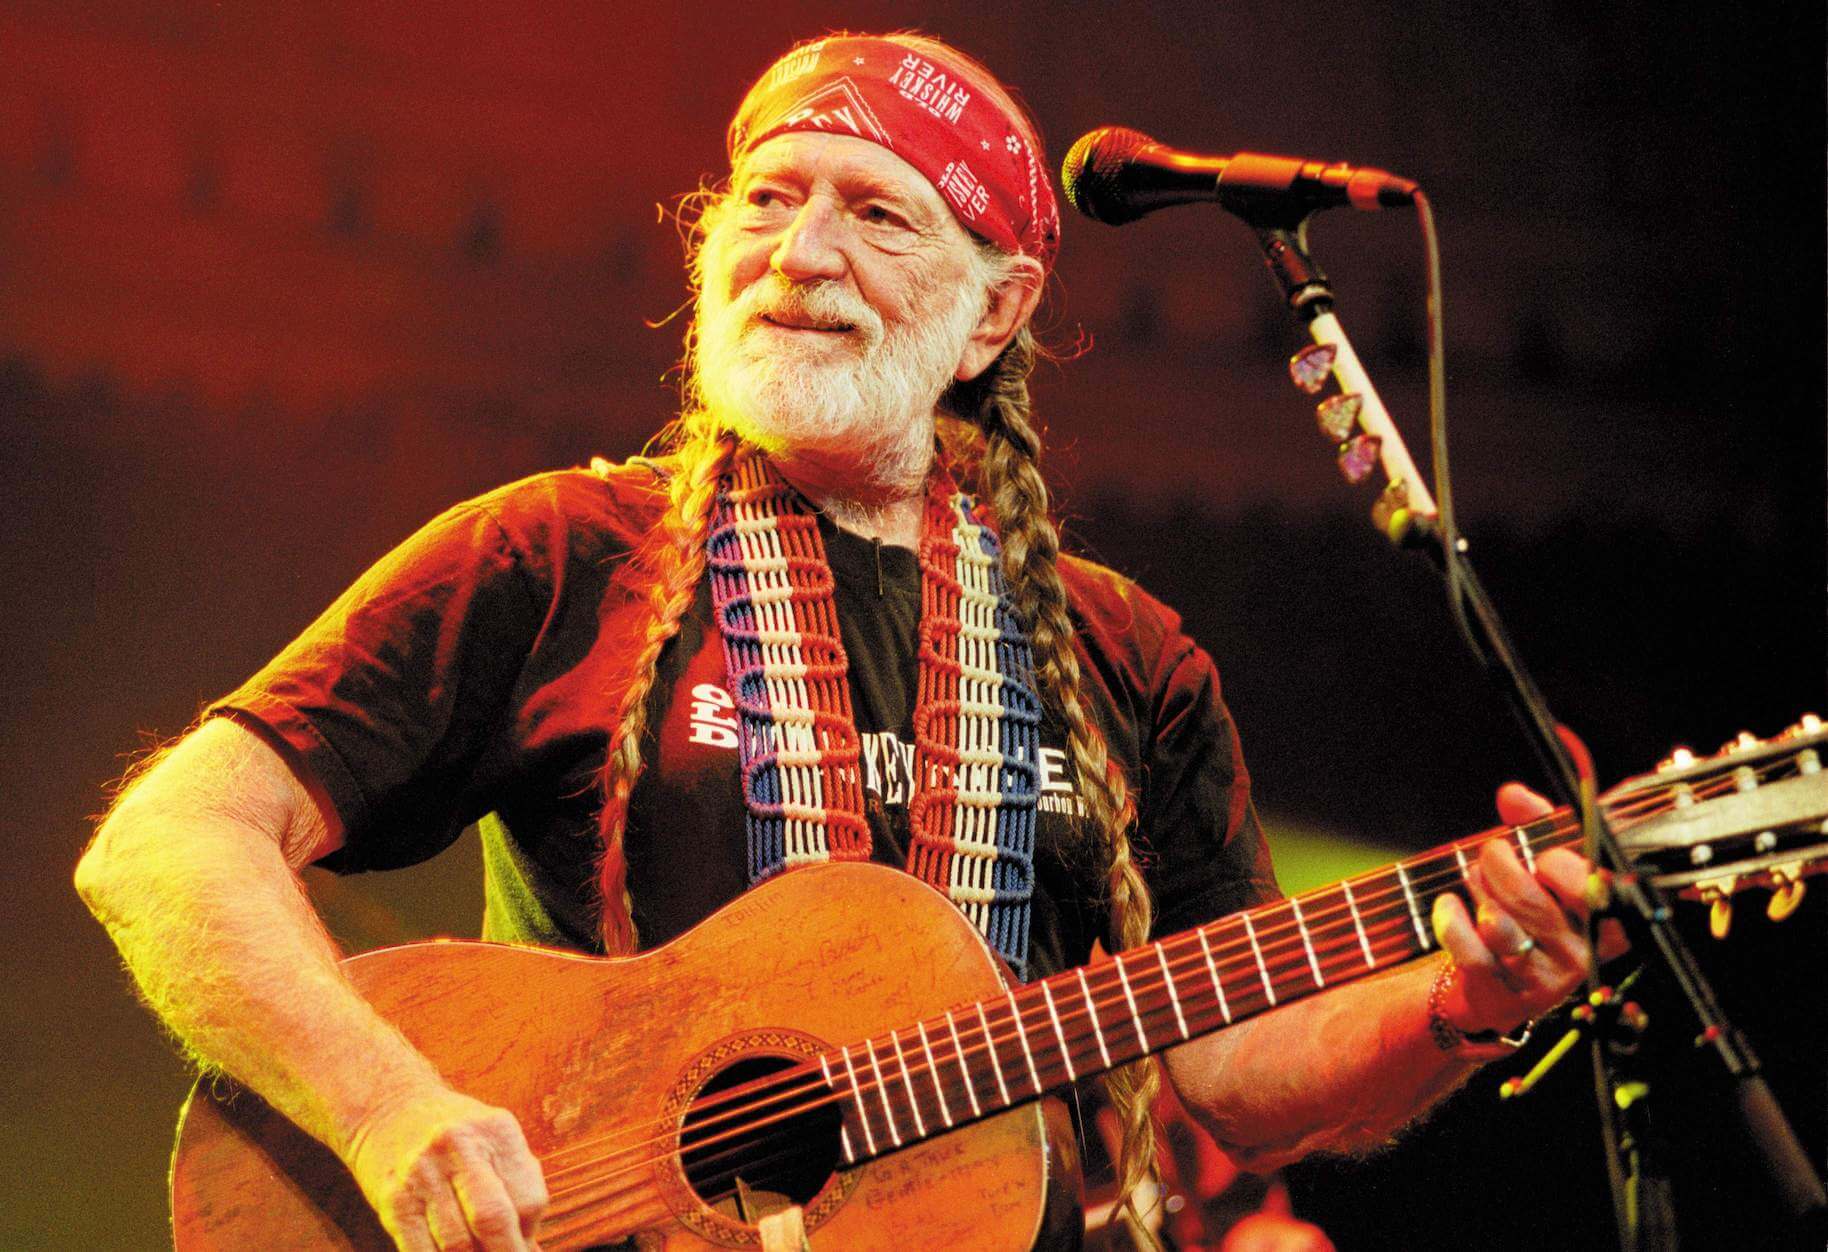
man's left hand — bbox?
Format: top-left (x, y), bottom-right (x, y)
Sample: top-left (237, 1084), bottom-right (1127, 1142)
top-left (1429, 784), bottom-right (1629, 1036)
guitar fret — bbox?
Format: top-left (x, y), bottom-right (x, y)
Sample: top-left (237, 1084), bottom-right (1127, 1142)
top-left (1077, 968), bottom-right (1114, 1068)
top-left (1341, 879), bottom-right (1376, 968)
top-left (889, 1029), bottom-right (926, 1139)
top-left (915, 1020), bottom-right (953, 1129)
top-left (977, 1003), bottom-right (1012, 1106)
top-left (1242, 913), bottom-right (1276, 1006)
top-left (820, 1055), bottom-right (858, 1164)
top-left (1515, 827), bottom-right (1536, 872)
top-left (1006, 990), bottom-right (1044, 1094)
top-left (1395, 863), bottom-right (1431, 949)
top-left (863, 1037), bottom-right (902, 1148)
top-left (1114, 951), bottom-right (1149, 1050)
top-left (1197, 926), bottom-right (1233, 1023)
top-left (1290, 898), bottom-right (1324, 987)
top-left (1040, 980), bottom-right (1076, 1081)
top-left (1156, 943), bottom-right (1190, 1040)
top-left (1453, 843), bottom-right (1471, 883)
top-left (946, 1010), bottom-right (983, 1119)
top-left (839, 1044), bottom-right (878, 1157)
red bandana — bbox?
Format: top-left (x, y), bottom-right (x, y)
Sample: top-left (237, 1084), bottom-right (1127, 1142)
top-left (729, 35), bottom-right (1061, 271)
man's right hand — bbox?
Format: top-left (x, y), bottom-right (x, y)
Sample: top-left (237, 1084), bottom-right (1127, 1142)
top-left (345, 1085), bottom-right (549, 1252)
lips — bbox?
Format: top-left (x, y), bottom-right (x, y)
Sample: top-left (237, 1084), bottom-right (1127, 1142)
top-left (758, 312), bottom-right (855, 333)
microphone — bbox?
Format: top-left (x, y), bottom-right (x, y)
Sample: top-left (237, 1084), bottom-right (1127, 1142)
top-left (1061, 126), bottom-right (1418, 227)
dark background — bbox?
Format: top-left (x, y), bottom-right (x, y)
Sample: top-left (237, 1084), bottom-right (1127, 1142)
top-left (4, 3), bottom-right (1822, 1248)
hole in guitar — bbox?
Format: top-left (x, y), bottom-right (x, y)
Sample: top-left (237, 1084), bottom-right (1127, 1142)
top-left (680, 1053), bottom-right (844, 1220)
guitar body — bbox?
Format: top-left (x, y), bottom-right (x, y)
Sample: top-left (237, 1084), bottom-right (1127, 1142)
top-left (171, 863), bottom-right (1060, 1250)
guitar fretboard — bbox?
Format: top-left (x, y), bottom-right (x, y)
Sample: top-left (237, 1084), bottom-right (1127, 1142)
top-left (821, 818), bottom-right (1581, 1164)
top-left (781, 723), bottom-right (1824, 1167)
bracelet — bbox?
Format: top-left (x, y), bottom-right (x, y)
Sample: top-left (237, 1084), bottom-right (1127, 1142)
top-left (1427, 960), bottom-right (1533, 1057)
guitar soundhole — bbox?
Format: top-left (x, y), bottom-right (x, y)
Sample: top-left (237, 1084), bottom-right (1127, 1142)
top-left (680, 1054), bottom-right (843, 1217)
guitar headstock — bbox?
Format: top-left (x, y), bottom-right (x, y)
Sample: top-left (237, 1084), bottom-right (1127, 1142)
top-left (1605, 715), bottom-right (1828, 938)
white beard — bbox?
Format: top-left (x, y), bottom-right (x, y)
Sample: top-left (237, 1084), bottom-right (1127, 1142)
top-left (691, 250), bottom-right (987, 497)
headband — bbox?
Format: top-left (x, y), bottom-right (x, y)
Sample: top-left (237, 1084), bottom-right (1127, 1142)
top-left (729, 35), bottom-right (1061, 271)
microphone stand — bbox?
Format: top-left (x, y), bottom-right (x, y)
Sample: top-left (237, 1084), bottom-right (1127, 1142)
top-left (1244, 212), bottom-right (1827, 1250)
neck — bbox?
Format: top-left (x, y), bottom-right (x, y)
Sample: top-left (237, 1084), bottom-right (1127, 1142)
top-left (766, 446), bottom-right (931, 549)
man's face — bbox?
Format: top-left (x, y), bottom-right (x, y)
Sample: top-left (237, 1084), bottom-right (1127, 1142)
top-left (691, 132), bottom-right (992, 495)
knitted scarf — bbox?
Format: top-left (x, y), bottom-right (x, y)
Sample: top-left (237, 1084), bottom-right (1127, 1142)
top-left (704, 452), bottom-right (1044, 975)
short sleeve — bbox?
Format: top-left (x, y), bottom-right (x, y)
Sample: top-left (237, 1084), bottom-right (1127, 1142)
top-left (1136, 628), bottom-right (1282, 937)
top-left (209, 500), bottom-right (544, 872)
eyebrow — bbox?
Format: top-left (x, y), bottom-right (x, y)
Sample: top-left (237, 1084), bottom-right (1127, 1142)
top-left (737, 162), bottom-right (939, 220)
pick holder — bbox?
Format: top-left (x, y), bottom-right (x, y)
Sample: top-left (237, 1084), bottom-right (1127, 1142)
top-left (1245, 211), bottom-right (1826, 1248)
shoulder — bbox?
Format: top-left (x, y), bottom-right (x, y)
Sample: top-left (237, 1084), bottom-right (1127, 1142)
top-left (349, 460), bottom-right (670, 611)
top-left (1056, 551), bottom-right (1190, 666)
top-left (456, 459), bottom-right (670, 554)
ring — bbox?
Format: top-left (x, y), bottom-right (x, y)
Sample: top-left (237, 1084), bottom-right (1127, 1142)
top-left (1502, 936), bottom-right (1538, 960)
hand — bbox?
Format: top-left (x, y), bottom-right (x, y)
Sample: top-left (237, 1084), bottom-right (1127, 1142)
top-left (1219, 1211), bottom-right (1336, 1252)
top-left (345, 1084), bottom-right (549, 1251)
top-left (1429, 783), bottom-right (1629, 1037)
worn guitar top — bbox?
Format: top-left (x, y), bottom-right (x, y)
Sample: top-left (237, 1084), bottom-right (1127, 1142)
top-left (212, 460), bottom-right (1279, 977)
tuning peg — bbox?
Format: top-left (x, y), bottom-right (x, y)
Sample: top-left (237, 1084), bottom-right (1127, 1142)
top-left (1289, 343), bottom-right (1336, 394)
top-left (1767, 867), bottom-right (1806, 921)
top-left (1782, 713), bottom-right (1823, 739)
top-left (1698, 878), bottom-right (1737, 938)
top-left (1656, 747), bottom-right (1697, 774)
top-left (1718, 731), bottom-right (1761, 756)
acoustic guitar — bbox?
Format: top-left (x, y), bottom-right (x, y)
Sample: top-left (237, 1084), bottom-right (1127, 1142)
top-left (170, 720), bottom-right (1828, 1249)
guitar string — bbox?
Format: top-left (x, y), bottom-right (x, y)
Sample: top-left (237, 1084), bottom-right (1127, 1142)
top-left (533, 761), bottom-right (1763, 1201)
top-left (537, 753), bottom-right (1809, 1215)
top-left (535, 760), bottom-right (1768, 1214)
top-left (541, 799), bottom-right (1772, 1228)
top-left (531, 765), bottom-right (1753, 1211)
top-left (532, 763), bottom-right (1719, 1183)
top-left (604, 772), bottom-right (1685, 1205)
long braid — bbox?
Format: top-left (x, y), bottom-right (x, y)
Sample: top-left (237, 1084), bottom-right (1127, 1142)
top-left (594, 424), bottom-right (735, 954)
top-left (966, 323), bottom-right (1164, 1242)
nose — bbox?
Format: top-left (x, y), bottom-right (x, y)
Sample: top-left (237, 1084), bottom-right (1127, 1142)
top-left (769, 196), bottom-right (847, 284)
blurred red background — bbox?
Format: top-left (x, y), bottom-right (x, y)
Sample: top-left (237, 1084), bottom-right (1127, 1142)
top-left (4, 3), bottom-right (1821, 1247)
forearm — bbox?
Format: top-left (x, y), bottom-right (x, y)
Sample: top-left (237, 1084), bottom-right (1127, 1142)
top-left (1164, 956), bottom-right (1479, 1170)
top-left (76, 792), bottom-right (443, 1160)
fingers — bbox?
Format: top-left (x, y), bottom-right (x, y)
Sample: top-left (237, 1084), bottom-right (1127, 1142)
top-left (1432, 839), bottom-right (1614, 1035)
top-left (350, 1090), bottom-right (547, 1252)
top-left (488, 1117), bottom-right (550, 1242)
top-left (1477, 841), bottom-right (1590, 975)
top-left (1495, 781), bottom-right (1557, 827)
top-left (424, 1178), bottom-right (485, 1250)
top-left (452, 1163), bottom-right (530, 1252)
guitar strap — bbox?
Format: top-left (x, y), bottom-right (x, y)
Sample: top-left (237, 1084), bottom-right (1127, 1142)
top-left (705, 450), bottom-right (1044, 976)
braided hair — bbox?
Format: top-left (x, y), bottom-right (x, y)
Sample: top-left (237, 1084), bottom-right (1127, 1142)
top-left (940, 305), bottom-right (1164, 1242)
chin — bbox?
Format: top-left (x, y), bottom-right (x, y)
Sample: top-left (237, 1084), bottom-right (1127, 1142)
top-left (714, 365), bottom-right (935, 493)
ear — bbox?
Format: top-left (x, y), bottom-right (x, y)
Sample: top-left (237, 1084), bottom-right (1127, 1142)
top-left (955, 253), bottom-right (1044, 382)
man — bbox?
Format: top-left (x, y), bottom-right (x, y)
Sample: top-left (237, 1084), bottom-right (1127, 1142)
top-left (76, 33), bottom-right (1605, 1252)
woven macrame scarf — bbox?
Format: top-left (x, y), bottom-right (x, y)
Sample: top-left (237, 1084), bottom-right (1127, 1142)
top-left (705, 452), bottom-right (1044, 975)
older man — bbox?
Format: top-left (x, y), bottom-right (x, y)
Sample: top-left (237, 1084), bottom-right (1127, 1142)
top-left (76, 33), bottom-right (1602, 1252)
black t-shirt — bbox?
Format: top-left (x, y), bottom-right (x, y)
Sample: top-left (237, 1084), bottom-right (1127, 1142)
top-left (214, 462), bottom-right (1279, 980)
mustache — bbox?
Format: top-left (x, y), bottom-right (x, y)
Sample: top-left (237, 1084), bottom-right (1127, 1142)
top-left (729, 276), bottom-right (884, 344)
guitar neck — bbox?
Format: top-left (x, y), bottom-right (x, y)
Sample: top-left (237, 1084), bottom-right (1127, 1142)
top-left (821, 754), bottom-right (1769, 1168)
top-left (819, 820), bottom-right (1581, 1165)
top-left (809, 716), bottom-right (1828, 1166)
